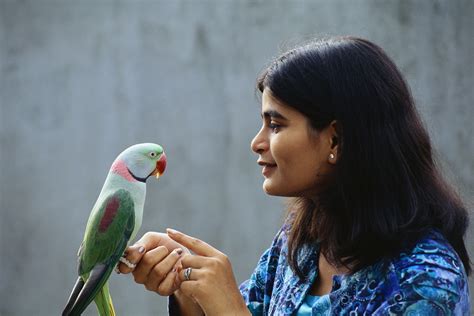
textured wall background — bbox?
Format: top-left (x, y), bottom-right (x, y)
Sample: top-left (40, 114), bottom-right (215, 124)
top-left (1, 1), bottom-right (472, 315)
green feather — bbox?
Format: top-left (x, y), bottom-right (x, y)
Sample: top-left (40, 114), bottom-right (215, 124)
top-left (63, 143), bottom-right (166, 316)
top-left (79, 189), bottom-right (135, 275)
top-left (65, 189), bottom-right (135, 316)
top-left (94, 282), bottom-right (115, 316)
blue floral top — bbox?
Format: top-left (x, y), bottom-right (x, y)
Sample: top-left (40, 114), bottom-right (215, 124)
top-left (239, 226), bottom-right (471, 315)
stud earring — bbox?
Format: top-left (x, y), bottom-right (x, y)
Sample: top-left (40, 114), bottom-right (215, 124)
top-left (329, 153), bottom-right (335, 159)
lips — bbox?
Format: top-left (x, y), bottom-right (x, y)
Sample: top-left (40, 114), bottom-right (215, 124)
top-left (257, 159), bottom-right (277, 167)
top-left (258, 160), bottom-right (277, 177)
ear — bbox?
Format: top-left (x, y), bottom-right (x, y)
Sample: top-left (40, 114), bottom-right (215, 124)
top-left (327, 120), bottom-right (340, 165)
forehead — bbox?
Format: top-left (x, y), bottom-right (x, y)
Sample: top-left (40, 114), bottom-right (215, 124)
top-left (261, 88), bottom-right (302, 120)
top-left (262, 89), bottom-right (283, 109)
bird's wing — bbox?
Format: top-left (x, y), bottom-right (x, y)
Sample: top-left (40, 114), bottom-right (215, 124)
top-left (63, 189), bottom-right (135, 316)
top-left (78, 188), bottom-right (135, 276)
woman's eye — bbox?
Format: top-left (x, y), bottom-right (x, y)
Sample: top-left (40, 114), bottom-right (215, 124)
top-left (268, 122), bottom-right (281, 132)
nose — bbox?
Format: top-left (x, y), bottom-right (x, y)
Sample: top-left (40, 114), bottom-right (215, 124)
top-left (251, 126), bottom-right (268, 154)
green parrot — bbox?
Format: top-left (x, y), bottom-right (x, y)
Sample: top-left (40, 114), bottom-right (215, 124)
top-left (62, 143), bottom-right (167, 316)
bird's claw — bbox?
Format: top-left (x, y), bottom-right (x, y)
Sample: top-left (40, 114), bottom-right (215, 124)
top-left (119, 256), bottom-right (137, 270)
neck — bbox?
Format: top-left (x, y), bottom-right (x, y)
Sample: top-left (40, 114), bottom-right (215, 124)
top-left (110, 159), bottom-right (145, 183)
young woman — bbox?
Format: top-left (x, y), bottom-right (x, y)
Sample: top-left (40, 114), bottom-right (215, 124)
top-left (117, 37), bottom-right (471, 315)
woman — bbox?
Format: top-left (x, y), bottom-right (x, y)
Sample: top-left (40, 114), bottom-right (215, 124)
top-left (117, 37), bottom-right (471, 315)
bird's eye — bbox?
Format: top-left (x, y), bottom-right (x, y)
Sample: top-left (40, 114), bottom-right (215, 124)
top-left (149, 152), bottom-right (157, 158)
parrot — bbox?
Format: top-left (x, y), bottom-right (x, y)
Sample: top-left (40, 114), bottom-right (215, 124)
top-left (62, 143), bottom-right (167, 316)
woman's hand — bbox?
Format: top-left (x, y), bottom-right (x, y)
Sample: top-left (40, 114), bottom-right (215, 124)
top-left (117, 232), bottom-right (187, 295)
top-left (167, 228), bottom-right (250, 316)
top-left (118, 232), bottom-right (204, 315)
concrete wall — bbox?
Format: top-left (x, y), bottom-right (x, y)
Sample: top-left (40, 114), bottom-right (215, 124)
top-left (1, 1), bottom-right (472, 314)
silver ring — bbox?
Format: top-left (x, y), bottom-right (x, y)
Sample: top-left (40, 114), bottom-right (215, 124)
top-left (119, 256), bottom-right (137, 269)
top-left (184, 267), bottom-right (192, 281)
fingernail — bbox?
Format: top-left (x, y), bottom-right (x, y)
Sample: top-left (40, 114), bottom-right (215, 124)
top-left (175, 248), bottom-right (183, 255)
top-left (138, 246), bottom-right (145, 254)
top-left (167, 228), bottom-right (179, 235)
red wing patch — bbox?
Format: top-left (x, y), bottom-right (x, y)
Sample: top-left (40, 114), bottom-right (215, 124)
top-left (99, 196), bottom-right (120, 232)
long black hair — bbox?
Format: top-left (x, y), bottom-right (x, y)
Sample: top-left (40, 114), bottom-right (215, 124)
top-left (257, 36), bottom-right (471, 278)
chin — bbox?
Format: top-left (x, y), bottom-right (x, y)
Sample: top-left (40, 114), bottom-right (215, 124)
top-left (263, 181), bottom-right (288, 197)
top-left (263, 180), bottom-right (310, 197)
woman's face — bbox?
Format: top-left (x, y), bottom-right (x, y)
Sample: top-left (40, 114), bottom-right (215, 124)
top-left (251, 89), bottom-right (336, 197)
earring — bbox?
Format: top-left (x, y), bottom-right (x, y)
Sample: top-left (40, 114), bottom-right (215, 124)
top-left (329, 153), bottom-right (335, 159)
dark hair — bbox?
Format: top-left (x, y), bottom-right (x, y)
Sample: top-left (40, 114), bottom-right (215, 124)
top-left (257, 36), bottom-right (471, 278)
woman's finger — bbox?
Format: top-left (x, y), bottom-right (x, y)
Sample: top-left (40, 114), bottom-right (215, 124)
top-left (179, 253), bottom-right (207, 269)
top-left (117, 244), bottom-right (146, 274)
top-left (156, 268), bottom-right (180, 296)
top-left (119, 232), bottom-right (174, 274)
top-left (178, 267), bottom-right (202, 282)
top-left (132, 246), bottom-right (169, 284)
top-left (166, 229), bottom-right (220, 257)
top-left (144, 248), bottom-right (183, 291)
top-left (134, 232), bottom-right (187, 253)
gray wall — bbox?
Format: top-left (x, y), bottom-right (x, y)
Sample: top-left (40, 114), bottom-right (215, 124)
top-left (1, 1), bottom-right (472, 315)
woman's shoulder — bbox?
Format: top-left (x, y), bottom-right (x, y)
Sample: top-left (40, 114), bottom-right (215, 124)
top-left (384, 229), bottom-right (470, 314)
top-left (392, 229), bottom-right (467, 278)
top-left (333, 229), bottom-right (470, 314)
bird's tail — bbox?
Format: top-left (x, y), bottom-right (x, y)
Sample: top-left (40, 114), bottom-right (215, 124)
top-left (94, 281), bottom-right (116, 316)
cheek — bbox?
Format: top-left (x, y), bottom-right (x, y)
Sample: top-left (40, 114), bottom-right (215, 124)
top-left (272, 134), bottom-right (312, 170)
top-left (270, 134), bottom-right (291, 166)
top-left (276, 139), bottom-right (323, 184)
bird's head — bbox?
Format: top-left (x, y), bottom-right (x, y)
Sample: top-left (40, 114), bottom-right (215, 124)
top-left (115, 143), bottom-right (167, 183)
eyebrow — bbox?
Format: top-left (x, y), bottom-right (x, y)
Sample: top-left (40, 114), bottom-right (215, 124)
top-left (261, 110), bottom-right (288, 120)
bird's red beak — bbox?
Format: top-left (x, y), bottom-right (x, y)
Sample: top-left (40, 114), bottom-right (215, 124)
top-left (153, 152), bottom-right (167, 179)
